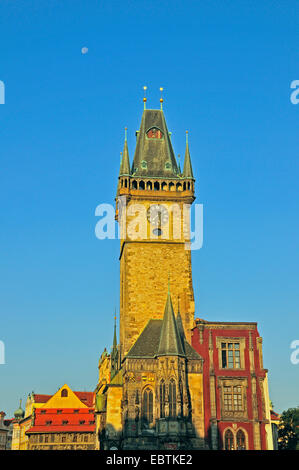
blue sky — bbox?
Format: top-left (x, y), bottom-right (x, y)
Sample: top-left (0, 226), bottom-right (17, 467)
top-left (0, 0), bottom-right (298, 417)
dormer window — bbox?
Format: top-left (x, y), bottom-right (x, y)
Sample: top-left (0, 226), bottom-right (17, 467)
top-left (141, 160), bottom-right (147, 169)
top-left (165, 161), bottom-right (171, 170)
top-left (146, 127), bottom-right (163, 139)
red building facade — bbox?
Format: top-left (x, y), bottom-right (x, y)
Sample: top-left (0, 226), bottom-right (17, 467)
top-left (192, 319), bottom-right (273, 450)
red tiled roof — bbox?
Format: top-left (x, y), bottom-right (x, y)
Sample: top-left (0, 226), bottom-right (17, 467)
top-left (73, 392), bottom-right (94, 407)
top-left (32, 392), bottom-right (94, 407)
top-left (33, 394), bottom-right (52, 403)
top-left (271, 410), bottom-right (280, 420)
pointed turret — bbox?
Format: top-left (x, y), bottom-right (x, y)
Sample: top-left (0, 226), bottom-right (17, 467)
top-left (157, 288), bottom-right (185, 357)
top-left (177, 154), bottom-right (182, 174)
top-left (131, 109), bottom-right (180, 178)
top-left (119, 128), bottom-right (130, 176)
top-left (110, 314), bottom-right (119, 379)
top-left (182, 131), bottom-right (194, 179)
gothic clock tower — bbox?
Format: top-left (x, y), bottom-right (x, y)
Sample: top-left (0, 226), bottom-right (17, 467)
top-left (116, 104), bottom-right (196, 357)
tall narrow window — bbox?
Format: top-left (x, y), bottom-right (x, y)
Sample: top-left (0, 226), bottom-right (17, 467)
top-left (224, 429), bottom-right (234, 450)
top-left (221, 342), bottom-right (240, 368)
top-left (169, 379), bottom-right (176, 418)
top-left (223, 385), bottom-right (243, 411)
top-left (160, 380), bottom-right (165, 418)
top-left (236, 429), bottom-right (246, 450)
top-left (142, 388), bottom-right (153, 424)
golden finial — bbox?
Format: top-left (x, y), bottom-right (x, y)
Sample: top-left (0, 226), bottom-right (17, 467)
top-left (125, 127), bottom-right (127, 142)
top-left (143, 86), bottom-right (147, 109)
top-left (186, 130), bottom-right (189, 144)
top-left (160, 87), bottom-right (164, 110)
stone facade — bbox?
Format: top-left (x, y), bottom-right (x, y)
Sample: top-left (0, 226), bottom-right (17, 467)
top-left (119, 238), bottom-right (195, 356)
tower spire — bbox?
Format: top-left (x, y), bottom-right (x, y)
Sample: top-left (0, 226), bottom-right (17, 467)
top-left (177, 154), bottom-right (181, 173)
top-left (110, 311), bottom-right (119, 379)
top-left (113, 311), bottom-right (117, 349)
top-left (157, 289), bottom-right (185, 357)
top-left (182, 130), bottom-right (194, 179)
top-left (119, 128), bottom-right (130, 176)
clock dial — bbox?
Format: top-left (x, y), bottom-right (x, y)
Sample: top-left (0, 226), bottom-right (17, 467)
top-left (147, 204), bottom-right (169, 227)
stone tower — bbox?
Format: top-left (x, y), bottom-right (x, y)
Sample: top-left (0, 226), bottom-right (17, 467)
top-left (95, 103), bottom-right (206, 451)
top-left (116, 108), bottom-right (196, 357)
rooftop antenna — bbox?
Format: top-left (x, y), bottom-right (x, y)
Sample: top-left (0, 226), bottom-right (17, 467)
top-left (143, 86), bottom-right (147, 110)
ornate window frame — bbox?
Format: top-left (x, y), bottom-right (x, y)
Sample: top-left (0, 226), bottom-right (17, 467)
top-left (218, 377), bottom-right (248, 420)
top-left (223, 426), bottom-right (249, 450)
top-left (216, 336), bottom-right (246, 370)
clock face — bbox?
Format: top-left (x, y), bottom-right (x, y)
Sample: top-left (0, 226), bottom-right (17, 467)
top-left (147, 204), bottom-right (169, 227)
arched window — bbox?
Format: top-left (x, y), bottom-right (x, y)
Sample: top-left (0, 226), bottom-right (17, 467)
top-left (146, 181), bottom-right (152, 190)
top-left (160, 380), bottom-right (166, 418)
top-left (176, 183), bottom-right (182, 191)
top-left (61, 389), bottom-right (68, 398)
top-left (224, 429), bottom-right (234, 450)
top-left (142, 388), bottom-right (153, 424)
top-left (132, 180), bottom-right (137, 189)
top-left (161, 182), bottom-right (167, 191)
top-left (154, 181), bottom-right (160, 191)
top-left (169, 182), bottom-right (175, 191)
top-left (169, 379), bottom-right (176, 418)
top-left (236, 429), bottom-right (246, 450)
top-left (183, 182), bottom-right (186, 191)
top-left (139, 180), bottom-right (145, 190)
